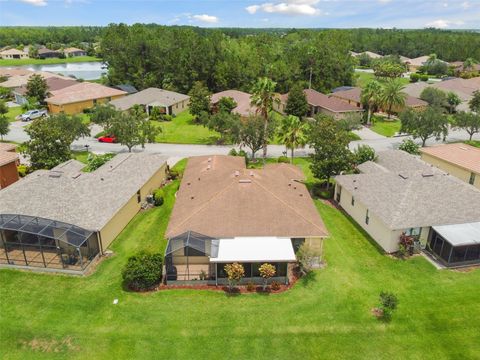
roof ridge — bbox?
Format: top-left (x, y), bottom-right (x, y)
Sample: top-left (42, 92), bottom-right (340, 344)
top-left (389, 176), bottom-right (417, 229)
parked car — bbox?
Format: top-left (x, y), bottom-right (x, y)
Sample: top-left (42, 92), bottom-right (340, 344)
top-left (98, 135), bottom-right (117, 143)
top-left (20, 109), bottom-right (48, 122)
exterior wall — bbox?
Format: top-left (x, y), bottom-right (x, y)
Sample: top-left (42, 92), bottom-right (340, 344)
top-left (171, 99), bottom-right (190, 116)
top-left (273, 100), bottom-right (286, 114)
top-left (48, 94), bottom-right (125, 114)
top-left (420, 153), bottom-right (480, 189)
top-left (0, 161), bottom-right (19, 189)
top-left (305, 236), bottom-right (323, 252)
top-left (99, 162), bottom-right (167, 250)
top-left (331, 95), bottom-right (362, 108)
top-left (67, 51), bottom-right (86, 57)
top-left (0, 53), bottom-right (29, 59)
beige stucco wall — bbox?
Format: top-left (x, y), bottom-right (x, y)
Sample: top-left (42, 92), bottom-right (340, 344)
top-left (99, 162), bottom-right (167, 250)
top-left (48, 94), bottom-right (125, 115)
top-left (420, 153), bottom-right (480, 189)
top-left (171, 99), bottom-right (190, 116)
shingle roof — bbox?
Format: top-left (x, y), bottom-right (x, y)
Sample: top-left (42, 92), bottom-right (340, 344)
top-left (110, 87), bottom-right (189, 110)
top-left (336, 150), bottom-right (480, 230)
top-left (0, 48), bottom-right (28, 56)
top-left (14, 77), bottom-right (78, 96)
top-left (0, 150), bottom-right (18, 167)
top-left (332, 87), bottom-right (427, 108)
top-left (37, 48), bottom-right (61, 55)
top-left (304, 89), bottom-right (362, 112)
top-left (63, 47), bottom-right (85, 53)
top-left (0, 153), bottom-right (167, 231)
top-left (420, 143), bottom-right (480, 174)
top-left (46, 82), bottom-right (126, 105)
top-left (166, 156), bottom-right (328, 239)
top-left (211, 90), bottom-right (257, 117)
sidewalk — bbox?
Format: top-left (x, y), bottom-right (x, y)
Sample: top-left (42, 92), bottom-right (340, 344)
top-left (352, 126), bottom-right (386, 140)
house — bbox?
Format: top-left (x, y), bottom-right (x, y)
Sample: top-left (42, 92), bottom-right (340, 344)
top-left (46, 82), bottom-right (127, 114)
top-left (13, 77), bottom-right (78, 105)
top-left (37, 48), bottom-right (62, 59)
top-left (113, 84), bottom-right (138, 95)
top-left (0, 48), bottom-right (29, 60)
top-left (450, 61), bottom-right (480, 75)
top-left (334, 150), bottom-right (480, 267)
top-left (274, 88), bottom-right (363, 119)
top-left (210, 90), bottom-right (257, 118)
top-left (63, 47), bottom-right (87, 57)
top-left (0, 144), bottom-right (19, 190)
top-left (164, 155), bottom-right (328, 285)
top-left (0, 71), bottom-right (71, 89)
top-left (109, 87), bottom-right (189, 116)
top-left (0, 153), bottom-right (168, 274)
top-left (355, 51), bottom-right (383, 59)
top-left (420, 143), bottom-right (480, 189)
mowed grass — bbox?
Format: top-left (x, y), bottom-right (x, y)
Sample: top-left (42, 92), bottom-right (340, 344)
top-left (0, 56), bottom-right (101, 67)
top-left (6, 106), bottom-right (22, 122)
top-left (355, 72), bottom-right (410, 88)
top-left (1, 159), bottom-right (480, 359)
top-left (154, 111), bottom-right (220, 144)
top-left (370, 116), bottom-right (402, 137)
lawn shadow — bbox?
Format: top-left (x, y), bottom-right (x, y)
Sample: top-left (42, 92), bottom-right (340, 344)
top-left (299, 271), bottom-right (317, 287)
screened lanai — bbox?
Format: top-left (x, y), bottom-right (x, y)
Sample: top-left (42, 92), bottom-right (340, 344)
top-left (0, 214), bottom-right (100, 272)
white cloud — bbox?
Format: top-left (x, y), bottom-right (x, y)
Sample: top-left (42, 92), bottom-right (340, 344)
top-left (18, 0), bottom-right (47, 6)
top-left (461, 1), bottom-right (470, 9)
top-left (246, 0), bottom-right (322, 16)
top-left (425, 19), bottom-right (465, 28)
top-left (192, 14), bottom-right (219, 24)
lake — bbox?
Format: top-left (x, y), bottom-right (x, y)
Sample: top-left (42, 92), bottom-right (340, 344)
top-left (1, 61), bottom-right (107, 80)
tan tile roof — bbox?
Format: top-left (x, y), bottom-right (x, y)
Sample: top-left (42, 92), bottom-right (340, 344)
top-left (166, 156), bottom-right (328, 239)
top-left (211, 90), bottom-right (257, 117)
top-left (420, 143), bottom-right (480, 174)
top-left (46, 82), bottom-right (126, 105)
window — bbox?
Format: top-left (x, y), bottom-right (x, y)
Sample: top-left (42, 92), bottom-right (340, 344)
top-left (351, 196), bottom-right (355, 206)
top-left (365, 209), bottom-right (369, 225)
top-left (405, 227), bottom-right (422, 239)
top-left (176, 103), bottom-right (178, 109)
top-left (469, 172), bottom-right (476, 185)
top-left (136, 190), bottom-right (141, 203)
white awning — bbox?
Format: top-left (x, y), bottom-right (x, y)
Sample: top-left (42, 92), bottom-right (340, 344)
top-left (433, 222), bottom-right (480, 246)
top-left (209, 237), bottom-right (296, 263)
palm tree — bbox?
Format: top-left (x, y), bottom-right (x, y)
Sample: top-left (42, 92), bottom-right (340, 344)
top-left (250, 77), bottom-right (277, 163)
top-left (361, 80), bottom-right (383, 125)
top-left (380, 78), bottom-right (407, 119)
top-left (277, 115), bottom-right (309, 163)
top-left (463, 57), bottom-right (477, 72)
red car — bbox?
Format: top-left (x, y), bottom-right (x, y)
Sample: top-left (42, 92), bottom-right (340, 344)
top-left (98, 135), bottom-right (117, 143)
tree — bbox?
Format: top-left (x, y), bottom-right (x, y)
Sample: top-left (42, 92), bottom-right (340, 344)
top-left (237, 115), bottom-right (275, 160)
top-left (400, 107), bottom-right (449, 146)
top-left (354, 145), bottom-right (377, 165)
top-left (122, 252), bottom-right (163, 291)
top-left (285, 83), bottom-right (309, 118)
top-left (420, 87), bottom-right (447, 109)
top-left (188, 81), bottom-right (211, 121)
top-left (216, 96), bottom-right (237, 114)
top-left (361, 80), bottom-right (383, 125)
top-left (296, 242), bottom-right (321, 275)
top-left (452, 111), bottom-right (480, 141)
top-left (277, 115), bottom-right (308, 163)
top-left (28, 45), bottom-right (38, 59)
top-left (309, 115), bottom-right (353, 190)
top-left (372, 59), bottom-right (405, 78)
top-left (85, 153), bottom-right (114, 172)
top-left (25, 74), bottom-right (48, 104)
top-left (258, 263), bottom-right (276, 291)
top-left (336, 112), bottom-right (362, 132)
top-left (0, 100), bottom-right (9, 140)
top-left (90, 103), bottom-right (119, 129)
top-left (470, 90), bottom-right (480, 113)
top-left (398, 139), bottom-right (420, 155)
top-left (24, 114), bottom-right (90, 170)
top-left (224, 262), bottom-right (244, 291)
top-left (446, 92), bottom-right (461, 114)
top-left (250, 77), bottom-right (277, 163)
top-left (109, 111), bottom-right (142, 152)
top-left (380, 78), bottom-right (406, 118)
top-left (206, 112), bottom-right (241, 144)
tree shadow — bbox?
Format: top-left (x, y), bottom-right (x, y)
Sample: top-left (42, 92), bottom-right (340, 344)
top-left (299, 271), bottom-right (317, 288)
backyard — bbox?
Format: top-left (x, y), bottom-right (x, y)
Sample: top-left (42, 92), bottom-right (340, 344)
top-left (355, 72), bottom-right (410, 88)
top-left (370, 116), bottom-right (402, 137)
top-left (0, 56), bottom-right (100, 67)
top-left (0, 159), bottom-right (479, 359)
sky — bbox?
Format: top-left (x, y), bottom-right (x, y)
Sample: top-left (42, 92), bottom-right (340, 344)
top-left (0, 0), bottom-right (479, 29)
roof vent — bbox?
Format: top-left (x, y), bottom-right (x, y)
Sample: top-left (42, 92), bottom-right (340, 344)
top-left (191, 196), bottom-right (195, 200)
top-left (208, 157), bottom-right (212, 162)
top-left (207, 165), bottom-right (211, 170)
top-left (299, 193), bottom-right (303, 197)
top-left (198, 177), bottom-right (201, 181)
top-left (239, 179), bottom-right (252, 184)
top-left (49, 171), bottom-right (62, 178)
top-left (187, 182), bottom-right (191, 185)
top-left (459, 146), bottom-right (468, 150)
top-left (398, 173), bottom-right (409, 180)
top-left (234, 170), bottom-right (240, 177)
top-left (354, 186), bottom-right (358, 190)
top-left (249, 171), bottom-right (254, 177)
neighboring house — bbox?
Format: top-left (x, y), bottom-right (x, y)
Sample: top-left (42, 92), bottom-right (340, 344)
top-left (37, 48), bottom-right (62, 59)
top-left (275, 88), bottom-right (363, 119)
top-left (0, 144), bottom-right (19, 190)
top-left (407, 55), bottom-right (448, 72)
top-left (46, 82), bottom-right (127, 114)
top-left (399, 55), bottom-right (411, 64)
top-left (0, 71), bottom-right (71, 89)
top-left (63, 47), bottom-right (87, 57)
top-left (0, 153), bottom-right (168, 274)
top-left (0, 69), bottom-right (33, 78)
top-left (13, 77), bottom-right (78, 105)
top-left (334, 150), bottom-right (480, 267)
top-left (450, 61), bottom-right (480, 75)
top-left (0, 48), bottom-right (29, 60)
top-left (113, 84), bottom-right (138, 95)
top-left (420, 143), bottom-right (480, 189)
top-left (354, 51), bottom-right (383, 59)
top-left (109, 87), bottom-right (189, 116)
top-left (164, 155), bottom-right (328, 285)
top-left (211, 90), bottom-right (257, 118)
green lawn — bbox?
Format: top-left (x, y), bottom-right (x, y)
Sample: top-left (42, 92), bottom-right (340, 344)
top-left (370, 116), bottom-right (402, 137)
top-left (154, 111), bottom-right (220, 144)
top-left (72, 151), bottom-right (89, 164)
top-left (355, 72), bottom-right (410, 88)
top-left (1, 159), bottom-right (479, 359)
top-left (6, 106), bottom-right (22, 122)
top-left (465, 140), bottom-right (480, 148)
top-left (0, 56), bottom-right (101, 67)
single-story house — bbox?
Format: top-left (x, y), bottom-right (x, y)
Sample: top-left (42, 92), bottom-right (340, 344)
top-left (450, 61), bottom-right (480, 75)
top-left (109, 87), bottom-right (189, 116)
top-left (420, 143), bottom-right (480, 189)
top-left (334, 150), bottom-right (480, 267)
top-left (0, 144), bottom-right (19, 190)
top-left (46, 82), bottom-right (127, 114)
top-left (0, 48), bottom-right (29, 60)
top-left (0, 69), bottom-right (33, 78)
top-left (407, 55), bottom-right (448, 72)
top-left (37, 48), bottom-right (62, 59)
top-left (164, 155), bottom-right (328, 285)
top-left (63, 47), bottom-right (87, 57)
top-left (0, 153), bottom-right (168, 274)
top-left (0, 71), bottom-right (71, 89)
top-left (13, 76), bottom-right (78, 105)
top-left (210, 90), bottom-right (257, 118)
top-left (274, 88), bottom-right (363, 119)
top-left (352, 51), bottom-right (383, 59)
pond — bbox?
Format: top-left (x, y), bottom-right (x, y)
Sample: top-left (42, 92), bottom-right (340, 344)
top-left (1, 61), bottom-right (107, 80)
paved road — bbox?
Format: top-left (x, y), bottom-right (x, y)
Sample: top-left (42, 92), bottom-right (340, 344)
top-left (5, 121), bottom-right (479, 159)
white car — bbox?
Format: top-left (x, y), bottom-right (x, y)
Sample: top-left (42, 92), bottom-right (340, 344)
top-left (20, 109), bottom-right (48, 122)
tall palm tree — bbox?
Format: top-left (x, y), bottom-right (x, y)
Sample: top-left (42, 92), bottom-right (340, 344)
top-left (277, 115), bottom-right (309, 163)
top-left (250, 77), bottom-right (277, 163)
top-left (361, 80), bottom-right (383, 125)
top-left (380, 78), bottom-right (407, 119)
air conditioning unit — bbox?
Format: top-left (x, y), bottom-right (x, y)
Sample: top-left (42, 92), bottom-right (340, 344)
top-left (146, 194), bottom-right (154, 204)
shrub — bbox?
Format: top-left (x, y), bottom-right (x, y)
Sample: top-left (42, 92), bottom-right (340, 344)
top-left (122, 252), bottom-right (163, 291)
top-left (271, 281), bottom-right (281, 291)
top-left (246, 282), bottom-right (255, 292)
top-left (409, 73), bottom-right (420, 83)
top-left (153, 188), bottom-right (165, 206)
top-left (311, 182), bottom-right (334, 199)
top-left (277, 156), bottom-right (289, 163)
top-left (420, 74), bottom-right (429, 82)
top-left (238, 149), bottom-right (247, 158)
top-left (17, 164), bottom-right (30, 178)
top-left (224, 262), bottom-right (245, 291)
top-left (228, 148), bottom-right (238, 156)
top-left (160, 114), bottom-right (172, 122)
top-left (168, 169), bottom-right (180, 180)
top-left (398, 139), bottom-right (420, 155)
top-left (84, 153), bottom-right (114, 172)
top-left (380, 291), bottom-right (398, 310)
top-left (259, 263), bottom-right (276, 290)
top-left (296, 242), bottom-right (321, 275)
top-left (354, 144), bottom-right (377, 165)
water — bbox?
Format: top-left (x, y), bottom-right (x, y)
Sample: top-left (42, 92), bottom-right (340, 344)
top-left (1, 61), bottom-right (107, 80)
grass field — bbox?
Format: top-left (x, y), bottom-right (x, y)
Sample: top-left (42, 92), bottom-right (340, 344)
top-left (370, 116), bottom-right (402, 137)
top-left (465, 140), bottom-right (480, 148)
top-left (1, 158), bottom-right (479, 359)
top-left (355, 72), bottom-right (410, 88)
top-left (6, 106), bottom-right (22, 122)
top-left (0, 56), bottom-right (101, 67)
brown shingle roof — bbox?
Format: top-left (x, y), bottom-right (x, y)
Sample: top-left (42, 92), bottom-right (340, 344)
top-left (304, 89), bottom-right (362, 112)
top-left (420, 143), bottom-right (480, 174)
top-left (14, 77), bottom-right (78, 96)
top-left (46, 82), bottom-right (126, 105)
top-left (332, 87), bottom-right (427, 108)
top-left (0, 149), bottom-right (18, 167)
top-left (211, 90), bottom-right (257, 117)
top-left (166, 156), bottom-right (328, 239)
